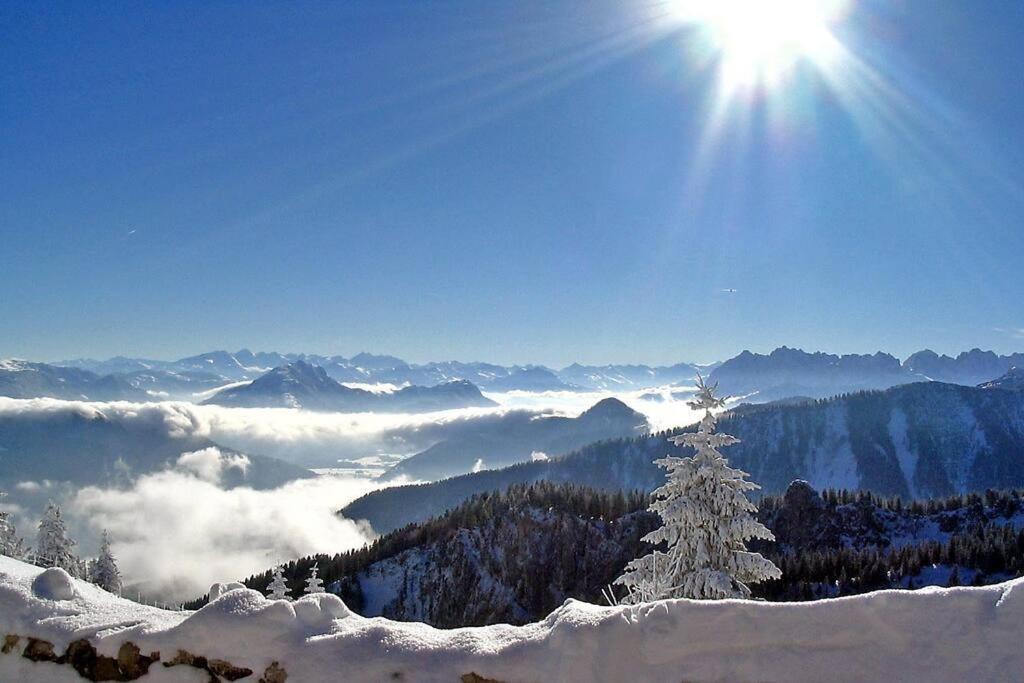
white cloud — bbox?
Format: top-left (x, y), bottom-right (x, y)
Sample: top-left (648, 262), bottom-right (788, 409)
top-left (71, 470), bottom-right (379, 603)
top-left (530, 451), bottom-right (549, 462)
top-left (175, 447), bottom-right (249, 484)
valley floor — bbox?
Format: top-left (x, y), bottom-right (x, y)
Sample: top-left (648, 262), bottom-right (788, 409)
top-left (2, 556), bottom-right (1022, 682)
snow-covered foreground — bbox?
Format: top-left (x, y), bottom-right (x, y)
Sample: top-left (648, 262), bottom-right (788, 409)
top-left (2, 557), bottom-right (1023, 682)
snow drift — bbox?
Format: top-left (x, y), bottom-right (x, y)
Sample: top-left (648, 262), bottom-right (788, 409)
top-left (2, 556), bottom-right (1022, 682)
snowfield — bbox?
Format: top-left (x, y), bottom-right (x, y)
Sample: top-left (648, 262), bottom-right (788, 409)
top-left (2, 556), bottom-right (1023, 683)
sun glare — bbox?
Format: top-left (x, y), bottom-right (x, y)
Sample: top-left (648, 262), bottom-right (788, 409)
top-left (672, 0), bottom-right (849, 89)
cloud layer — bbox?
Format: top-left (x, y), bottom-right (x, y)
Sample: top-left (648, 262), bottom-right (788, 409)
top-left (71, 463), bottom-right (379, 602)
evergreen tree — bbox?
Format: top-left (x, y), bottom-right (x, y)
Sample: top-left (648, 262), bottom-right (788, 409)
top-left (615, 375), bottom-right (780, 601)
top-left (267, 564), bottom-right (290, 600)
top-left (35, 502), bottom-right (80, 576)
top-left (0, 492), bottom-right (27, 559)
top-left (304, 562), bottom-right (325, 594)
top-left (88, 530), bottom-right (122, 594)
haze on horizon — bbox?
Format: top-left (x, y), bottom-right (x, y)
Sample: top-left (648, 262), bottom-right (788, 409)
top-left (3, 1), bottom-right (1023, 367)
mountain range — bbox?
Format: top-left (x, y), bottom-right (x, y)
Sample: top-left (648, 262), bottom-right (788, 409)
top-left (708, 347), bottom-right (1024, 402)
top-left (342, 379), bottom-right (1024, 534)
top-left (380, 397), bottom-right (649, 482)
top-left (1, 346), bottom-right (1020, 407)
top-left (202, 361), bottom-right (497, 412)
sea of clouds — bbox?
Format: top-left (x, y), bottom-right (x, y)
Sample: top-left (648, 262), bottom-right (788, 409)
top-left (0, 386), bottom-right (703, 602)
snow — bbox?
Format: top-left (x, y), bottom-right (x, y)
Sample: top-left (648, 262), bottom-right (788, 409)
top-left (3, 555), bottom-right (1024, 682)
top-left (31, 567), bottom-right (76, 601)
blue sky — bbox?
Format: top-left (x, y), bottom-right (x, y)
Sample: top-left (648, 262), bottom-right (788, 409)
top-left (2, 1), bottom-right (1023, 366)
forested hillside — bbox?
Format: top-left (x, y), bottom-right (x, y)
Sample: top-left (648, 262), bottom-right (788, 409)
top-left (232, 481), bottom-right (1024, 627)
top-left (344, 381), bottom-right (1024, 533)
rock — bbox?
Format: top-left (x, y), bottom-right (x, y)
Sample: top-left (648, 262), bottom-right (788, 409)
top-left (461, 674), bottom-right (506, 683)
top-left (2, 634), bottom-right (19, 654)
top-left (259, 661), bottom-right (288, 683)
top-left (208, 658), bottom-right (254, 680)
top-left (31, 567), bottom-right (76, 600)
top-left (22, 637), bottom-right (58, 662)
top-left (116, 642), bottom-right (159, 679)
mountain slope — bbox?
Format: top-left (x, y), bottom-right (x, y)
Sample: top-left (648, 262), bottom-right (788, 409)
top-left (906, 349), bottom-right (1024, 385)
top-left (203, 361), bottom-right (496, 412)
top-left (0, 360), bottom-right (148, 401)
top-left (380, 398), bottom-right (649, 481)
top-left (343, 381), bottom-right (1024, 533)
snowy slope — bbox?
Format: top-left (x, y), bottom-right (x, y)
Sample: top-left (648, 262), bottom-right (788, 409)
top-left (3, 556), bottom-right (1024, 682)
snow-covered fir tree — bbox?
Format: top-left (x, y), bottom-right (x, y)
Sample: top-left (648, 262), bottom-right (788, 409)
top-left (0, 492), bottom-right (27, 559)
top-left (304, 562), bottom-right (324, 594)
top-left (88, 529), bottom-right (122, 594)
top-left (615, 375), bottom-right (780, 601)
top-left (35, 502), bottom-right (81, 577)
top-left (267, 564), bottom-right (290, 600)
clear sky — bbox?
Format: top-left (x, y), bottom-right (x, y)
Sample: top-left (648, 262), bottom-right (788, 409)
top-left (2, 1), bottom-right (1023, 366)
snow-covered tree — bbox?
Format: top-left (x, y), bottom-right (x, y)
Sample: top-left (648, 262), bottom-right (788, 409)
top-left (267, 564), bottom-right (290, 600)
top-left (35, 502), bottom-right (81, 577)
top-left (0, 492), bottom-right (27, 559)
top-left (88, 529), bottom-right (122, 594)
top-left (304, 562), bottom-right (324, 594)
top-left (615, 375), bottom-right (780, 601)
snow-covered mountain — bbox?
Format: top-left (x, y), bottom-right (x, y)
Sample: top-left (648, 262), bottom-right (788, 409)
top-left (708, 347), bottom-right (920, 401)
top-left (3, 555), bottom-right (1021, 683)
top-left (380, 397), bottom-right (649, 481)
top-left (203, 361), bottom-right (497, 412)
top-left (979, 366), bottom-right (1024, 391)
top-left (557, 362), bottom-right (703, 390)
top-left (343, 380), bottom-right (1024, 533)
top-left (0, 360), bottom-right (148, 402)
top-left (906, 349), bottom-right (1024, 385)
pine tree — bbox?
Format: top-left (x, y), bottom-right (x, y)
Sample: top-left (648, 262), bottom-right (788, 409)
top-left (304, 562), bottom-right (324, 594)
top-left (0, 492), bottom-right (27, 559)
top-left (615, 375), bottom-right (780, 601)
top-left (88, 530), bottom-right (122, 594)
top-left (35, 502), bottom-right (80, 577)
top-left (267, 564), bottom-right (290, 600)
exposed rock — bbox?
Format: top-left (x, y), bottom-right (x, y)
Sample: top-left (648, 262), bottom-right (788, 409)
top-left (1, 634), bottom-right (19, 654)
top-left (116, 642), bottom-right (159, 679)
top-left (209, 658), bottom-right (254, 680)
top-left (461, 674), bottom-right (506, 683)
top-left (22, 637), bottom-right (57, 662)
top-left (259, 661), bottom-right (288, 683)
top-left (164, 648), bottom-right (253, 681)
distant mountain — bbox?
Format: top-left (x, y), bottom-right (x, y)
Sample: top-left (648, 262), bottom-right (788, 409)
top-left (708, 347), bottom-right (921, 401)
top-left (906, 349), bottom-right (1024, 386)
top-left (556, 362), bottom-right (702, 390)
top-left (58, 351), bottom-right (711, 394)
top-left (483, 367), bottom-right (575, 392)
top-left (204, 361), bottom-right (497, 412)
top-left (0, 360), bottom-right (148, 401)
top-left (380, 398), bottom-right (649, 482)
top-left (0, 405), bottom-right (313, 492)
top-left (343, 381), bottom-right (1024, 533)
top-left (979, 367), bottom-right (1024, 391)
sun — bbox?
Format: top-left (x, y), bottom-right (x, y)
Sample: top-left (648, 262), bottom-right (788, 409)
top-left (671, 0), bottom-right (850, 89)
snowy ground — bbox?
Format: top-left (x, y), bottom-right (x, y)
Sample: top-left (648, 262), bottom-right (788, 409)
top-left (3, 556), bottom-right (1023, 682)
